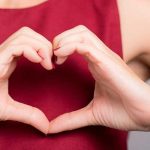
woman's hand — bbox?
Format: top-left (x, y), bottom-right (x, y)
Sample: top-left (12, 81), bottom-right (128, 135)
top-left (48, 25), bottom-right (150, 133)
top-left (0, 27), bottom-right (53, 134)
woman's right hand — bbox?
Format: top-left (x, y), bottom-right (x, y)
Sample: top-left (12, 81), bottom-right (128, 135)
top-left (0, 27), bottom-right (53, 134)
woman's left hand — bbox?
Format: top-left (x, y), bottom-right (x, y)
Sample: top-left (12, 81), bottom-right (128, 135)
top-left (48, 25), bottom-right (150, 133)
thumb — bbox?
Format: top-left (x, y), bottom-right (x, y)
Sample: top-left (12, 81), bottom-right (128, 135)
top-left (48, 106), bottom-right (94, 134)
top-left (2, 99), bottom-right (49, 134)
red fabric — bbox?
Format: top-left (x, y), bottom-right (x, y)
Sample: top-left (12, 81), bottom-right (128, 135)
top-left (0, 0), bottom-right (127, 149)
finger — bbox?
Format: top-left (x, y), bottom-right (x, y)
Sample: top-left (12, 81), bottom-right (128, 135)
top-left (11, 36), bottom-right (53, 70)
top-left (3, 27), bottom-right (52, 50)
top-left (56, 30), bottom-right (101, 49)
top-left (0, 45), bottom-right (41, 81)
top-left (53, 25), bottom-right (87, 49)
top-left (54, 42), bottom-right (105, 65)
top-left (18, 27), bottom-right (52, 48)
top-left (3, 99), bottom-right (49, 134)
top-left (4, 45), bottom-right (42, 63)
top-left (48, 107), bottom-right (94, 133)
top-left (0, 45), bottom-right (42, 80)
top-left (18, 29), bottom-right (53, 69)
top-left (2, 28), bottom-right (53, 70)
top-left (55, 56), bottom-right (67, 65)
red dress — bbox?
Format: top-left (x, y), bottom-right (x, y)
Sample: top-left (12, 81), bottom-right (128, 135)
top-left (0, 0), bottom-right (127, 149)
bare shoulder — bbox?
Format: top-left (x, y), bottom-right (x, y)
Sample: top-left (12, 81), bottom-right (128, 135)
top-left (117, 0), bottom-right (150, 62)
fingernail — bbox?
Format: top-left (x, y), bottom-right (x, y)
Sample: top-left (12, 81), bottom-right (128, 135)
top-left (53, 47), bottom-right (60, 51)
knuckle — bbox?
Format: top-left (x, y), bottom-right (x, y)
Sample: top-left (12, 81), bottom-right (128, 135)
top-left (10, 35), bottom-right (26, 45)
top-left (5, 45), bottom-right (15, 51)
top-left (80, 31), bottom-right (90, 42)
top-left (19, 45), bottom-right (32, 53)
top-left (3, 44), bottom-right (16, 54)
top-left (77, 25), bottom-right (88, 30)
top-left (19, 26), bottom-right (32, 33)
top-left (81, 30), bottom-right (90, 36)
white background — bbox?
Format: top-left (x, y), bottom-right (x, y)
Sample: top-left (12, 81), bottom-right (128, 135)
top-left (128, 132), bottom-right (150, 150)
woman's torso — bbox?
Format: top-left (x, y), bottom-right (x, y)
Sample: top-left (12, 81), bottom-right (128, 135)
top-left (0, 0), bottom-right (127, 149)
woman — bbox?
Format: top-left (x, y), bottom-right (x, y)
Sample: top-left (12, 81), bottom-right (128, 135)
top-left (0, 0), bottom-right (150, 149)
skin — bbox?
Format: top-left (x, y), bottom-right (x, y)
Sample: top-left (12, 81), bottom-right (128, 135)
top-left (0, 0), bottom-right (150, 134)
top-left (117, 0), bottom-right (150, 80)
top-left (0, 0), bottom-right (47, 8)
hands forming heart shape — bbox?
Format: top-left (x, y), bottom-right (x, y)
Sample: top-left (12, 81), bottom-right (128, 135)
top-left (0, 25), bottom-right (150, 135)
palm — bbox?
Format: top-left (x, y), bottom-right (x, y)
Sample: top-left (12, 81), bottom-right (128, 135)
top-left (88, 61), bottom-right (139, 130)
